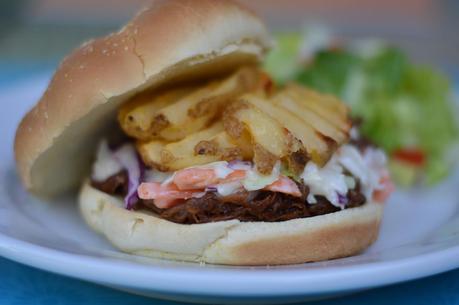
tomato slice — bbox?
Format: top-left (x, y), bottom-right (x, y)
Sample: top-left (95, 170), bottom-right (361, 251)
top-left (392, 148), bottom-right (425, 166)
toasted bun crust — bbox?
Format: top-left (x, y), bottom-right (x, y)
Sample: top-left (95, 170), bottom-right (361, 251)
top-left (79, 181), bottom-right (383, 265)
top-left (14, 0), bottom-right (271, 196)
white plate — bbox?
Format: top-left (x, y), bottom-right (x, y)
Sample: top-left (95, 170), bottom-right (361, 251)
top-left (1, 75), bottom-right (459, 304)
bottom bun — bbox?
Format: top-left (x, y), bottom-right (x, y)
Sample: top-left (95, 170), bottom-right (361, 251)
top-left (79, 181), bottom-right (383, 265)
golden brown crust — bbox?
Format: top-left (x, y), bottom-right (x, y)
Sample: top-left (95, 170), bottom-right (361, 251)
top-left (14, 0), bottom-right (270, 196)
top-left (79, 181), bottom-right (383, 266)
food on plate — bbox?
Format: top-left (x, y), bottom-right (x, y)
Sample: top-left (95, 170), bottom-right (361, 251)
top-left (14, 0), bottom-right (393, 265)
top-left (119, 66), bottom-right (263, 142)
top-left (265, 28), bottom-right (458, 186)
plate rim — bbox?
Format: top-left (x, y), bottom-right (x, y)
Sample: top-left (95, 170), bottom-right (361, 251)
top-left (1, 232), bottom-right (459, 297)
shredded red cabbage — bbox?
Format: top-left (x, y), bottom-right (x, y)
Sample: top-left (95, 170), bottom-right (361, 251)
top-left (205, 186), bottom-right (218, 192)
top-left (113, 144), bottom-right (144, 210)
top-left (337, 193), bottom-right (348, 205)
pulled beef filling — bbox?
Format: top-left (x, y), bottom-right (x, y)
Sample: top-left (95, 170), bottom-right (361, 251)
top-left (139, 184), bottom-right (366, 224)
top-left (91, 170), bottom-right (128, 196)
top-left (91, 172), bottom-right (367, 224)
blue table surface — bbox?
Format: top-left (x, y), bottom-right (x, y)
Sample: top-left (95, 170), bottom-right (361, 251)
top-left (2, 63), bottom-right (459, 305)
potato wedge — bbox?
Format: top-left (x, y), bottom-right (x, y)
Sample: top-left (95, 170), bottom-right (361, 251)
top-left (137, 122), bottom-right (249, 171)
top-left (152, 66), bottom-right (262, 141)
top-left (273, 92), bottom-right (348, 145)
top-left (136, 140), bottom-right (166, 170)
top-left (195, 130), bottom-right (253, 160)
top-left (223, 100), bottom-right (303, 173)
top-left (118, 86), bottom-right (194, 140)
top-left (119, 66), bottom-right (262, 142)
top-left (242, 94), bottom-right (331, 165)
top-left (285, 83), bottom-right (351, 132)
top-left (225, 102), bottom-right (288, 156)
top-left (138, 123), bottom-right (222, 171)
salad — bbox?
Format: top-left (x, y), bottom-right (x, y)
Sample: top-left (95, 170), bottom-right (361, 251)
top-left (264, 26), bottom-right (458, 186)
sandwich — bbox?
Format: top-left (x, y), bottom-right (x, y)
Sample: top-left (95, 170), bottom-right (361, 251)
top-left (14, 0), bottom-right (393, 265)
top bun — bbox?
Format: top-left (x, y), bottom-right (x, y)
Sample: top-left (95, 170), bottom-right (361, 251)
top-left (14, 0), bottom-right (271, 196)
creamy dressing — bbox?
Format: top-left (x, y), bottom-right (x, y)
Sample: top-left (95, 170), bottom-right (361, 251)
top-left (91, 140), bottom-right (123, 182)
top-left (93, 138), bottom-right (386, 207)
top-left (143, 168), bottom-right (173, 183)
top-left (300, 144), bottom-right (387, 206)
top-left (217, 181), bottom-right (243, 196)
top-left (160, 161), bottom-right (283, 195)
top-left (228, 160), bottom-right (252, 171)
top-left (135, 145), bottom-right (385, 204)
top-left (191, 161), bottom-right (234, 178)
top-left (159, 161), bottom-right (234, 186)
top-left (204, 161), bottom-right (234, 179)
top-left (338, 145), bottom-right (386, 198)
top-left (301, 161), bottom-right (348, 206)
top-left (242, 161), bottom-right (281, 191)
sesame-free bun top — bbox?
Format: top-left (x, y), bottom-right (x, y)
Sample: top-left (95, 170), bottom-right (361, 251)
top-left (14, 0), bottom-right (271, 196)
